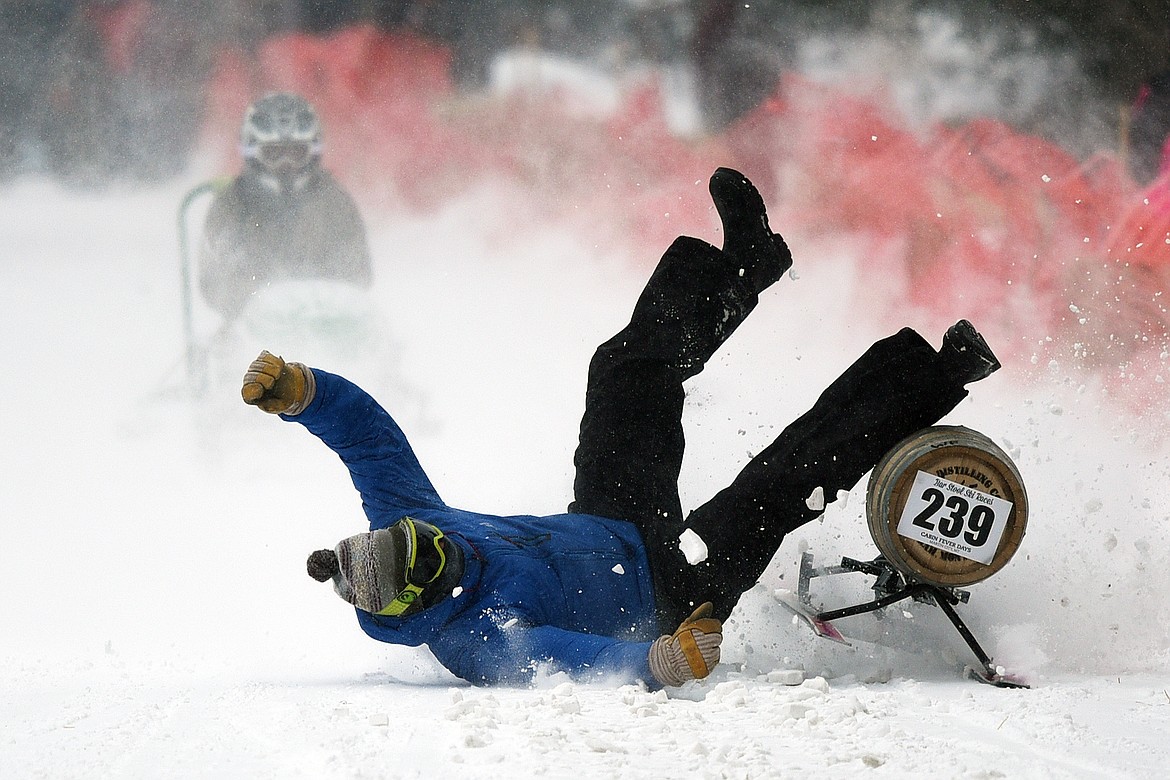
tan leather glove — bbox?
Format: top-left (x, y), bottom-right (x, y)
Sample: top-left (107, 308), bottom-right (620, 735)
top-left (647, 602), bottom-right (722, 687)
top-left (241, 350), bottom-right (315, 415)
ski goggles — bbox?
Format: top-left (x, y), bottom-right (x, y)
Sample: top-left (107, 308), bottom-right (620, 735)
top-left (245, 140), bottom-right (320, 170)
top-left (376, 517), bottom-right (448, 617)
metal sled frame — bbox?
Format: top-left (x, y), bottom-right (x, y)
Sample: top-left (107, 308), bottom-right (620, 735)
top-left (792, 551), bottom-right (1029, 689)
top-left (177, 179), bottom-right (227, 398)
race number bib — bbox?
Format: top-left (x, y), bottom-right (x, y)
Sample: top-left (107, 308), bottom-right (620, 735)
top-left (896, 470), bottom-right (1013, 565)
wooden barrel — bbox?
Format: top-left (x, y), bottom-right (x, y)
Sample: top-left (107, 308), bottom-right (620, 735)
top-left (866, 426), bottom-right (1028, 587)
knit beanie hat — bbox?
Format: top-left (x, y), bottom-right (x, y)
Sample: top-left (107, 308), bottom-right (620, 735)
top-left (327, 526), bottom-right (411, 614)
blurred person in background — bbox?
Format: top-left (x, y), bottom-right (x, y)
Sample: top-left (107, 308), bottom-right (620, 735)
top-left (0, 1), bottom-right (72, 180)
top-left (1129, 64), bottom-right (1170, 185)
top-left (6, 0), bottom-right (215, 186)
top-left (198, 92), bottom-right (373, 322)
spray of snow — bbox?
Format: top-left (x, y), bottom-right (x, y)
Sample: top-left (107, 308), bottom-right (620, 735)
top-left (3, 13), bottom-right (1169, 774)
top-left (2, 146), bottom-right (1168, 780)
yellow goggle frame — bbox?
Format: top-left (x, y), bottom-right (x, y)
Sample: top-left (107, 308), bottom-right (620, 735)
top-left (376, 517), bottom-right (447, 617)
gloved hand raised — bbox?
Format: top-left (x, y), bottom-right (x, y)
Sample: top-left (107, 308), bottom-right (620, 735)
top-left (241, 350), bottom-right (315, 415)
top-left (648, 602), bottom-right (722, 687)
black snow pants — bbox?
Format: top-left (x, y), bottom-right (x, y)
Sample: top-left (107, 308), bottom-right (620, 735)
top-left (569, 236), bottom-right (970, 631)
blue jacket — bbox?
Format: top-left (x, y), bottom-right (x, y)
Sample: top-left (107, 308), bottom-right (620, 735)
top-left (284, 370), bottom-right (661, 686)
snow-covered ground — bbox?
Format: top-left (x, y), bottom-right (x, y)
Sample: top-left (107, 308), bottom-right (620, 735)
top-left (2, 174), bottom-right (1169, 779)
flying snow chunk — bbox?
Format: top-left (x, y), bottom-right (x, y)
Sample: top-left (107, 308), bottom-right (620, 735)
top-left (805, 486), bottom-right (825, 511)
top-left (766, 669), bottom-right (805, 686)
top-left (612, 564), bottom-right (625, 575)
top-left (678, 528), bottom-right (708, 565)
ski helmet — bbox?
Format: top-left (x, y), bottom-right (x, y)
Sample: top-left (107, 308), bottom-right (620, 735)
top-left (240, 92), bottom-right (322, 174)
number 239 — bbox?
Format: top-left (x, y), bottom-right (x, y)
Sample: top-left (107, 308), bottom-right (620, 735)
top-left (913, 488), bottom-right (995, 546)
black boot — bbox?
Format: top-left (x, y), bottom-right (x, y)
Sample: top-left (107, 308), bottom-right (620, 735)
top-left (708, 167), bottom-right (793, 294)
top-left (940, 320), bottom-right (1001, 384)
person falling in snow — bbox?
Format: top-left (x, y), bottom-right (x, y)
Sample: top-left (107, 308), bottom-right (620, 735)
top-left (241, 167), bottom-right (1000, 689)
